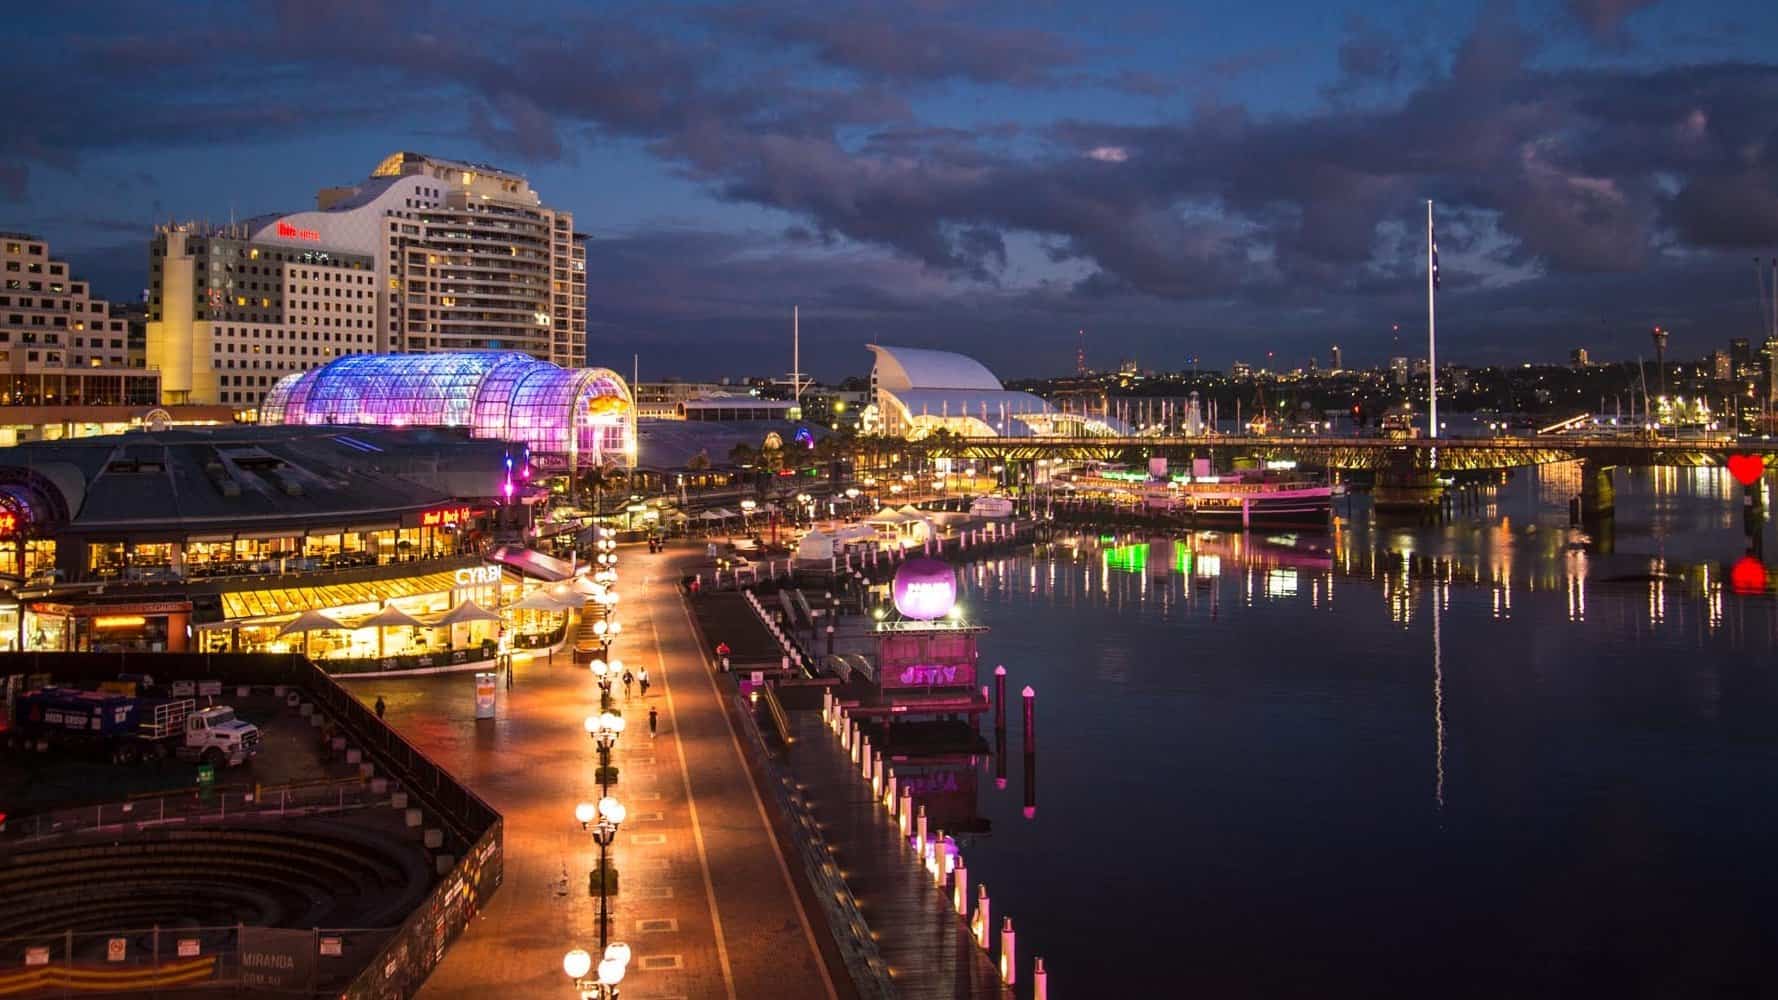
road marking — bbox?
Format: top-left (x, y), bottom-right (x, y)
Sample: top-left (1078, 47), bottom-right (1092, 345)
top-left (638, 955), bottom-right (684, 971)
top-left (637, 918), bottom-right (681, 933)
top-left (648, 585), bottom-right (739, 1000)
top-left (629, 832), bottom-right (668, 846)
top-left (675, 595), bottom-right (840, 1000)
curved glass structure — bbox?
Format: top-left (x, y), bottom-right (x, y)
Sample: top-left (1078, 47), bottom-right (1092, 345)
top-left (262, 352), bottom-right (633, 466)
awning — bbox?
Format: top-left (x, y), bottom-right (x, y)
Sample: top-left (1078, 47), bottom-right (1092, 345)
top-left (220, 566), bottom-right (476, 620)
top-left (488, 545), bottom-right (575, 582)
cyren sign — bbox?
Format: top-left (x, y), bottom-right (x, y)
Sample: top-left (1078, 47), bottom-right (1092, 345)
top-left (422, 506), bottom-right (471, 528)
top-left (454, 565), bottom-right (501, 587)
top-left (275, 220), bottom-right (320, 241)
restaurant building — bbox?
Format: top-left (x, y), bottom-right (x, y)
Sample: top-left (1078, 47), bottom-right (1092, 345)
top-left (0, 424), bottom-right (580, 664)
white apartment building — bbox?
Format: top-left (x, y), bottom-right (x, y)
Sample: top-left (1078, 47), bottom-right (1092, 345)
top-left (0, 233), bottom-right (156, 406)
top-left (147, 152), bottom-right (587, 406)
top-left (260, 151), bottom-right (584, 366)
top-left (146, 226), bottom-right (378, 407)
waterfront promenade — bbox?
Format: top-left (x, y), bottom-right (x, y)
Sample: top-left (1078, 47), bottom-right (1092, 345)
top-left (349, 545), bottom-right (843, 1000)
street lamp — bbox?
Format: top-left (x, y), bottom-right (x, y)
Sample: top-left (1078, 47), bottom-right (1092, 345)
top-left (573, 796), bottom-right (628, 957)
top-left (564, 942), bottom-right (632, 999)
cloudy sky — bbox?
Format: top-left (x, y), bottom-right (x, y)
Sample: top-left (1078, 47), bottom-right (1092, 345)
top-left (6, 0), bottom-right (1778, 379)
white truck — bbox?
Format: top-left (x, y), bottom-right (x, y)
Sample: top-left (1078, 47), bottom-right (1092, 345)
top-left (10, 688), bottom-right (262, 767)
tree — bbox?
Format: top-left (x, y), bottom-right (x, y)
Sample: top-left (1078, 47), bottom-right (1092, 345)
top-left (686, 450), bottom-right (711, 472)
top-left (583, 464), bottom-right (626, 517)
top-left (728, 442), bottom-right (756, 468)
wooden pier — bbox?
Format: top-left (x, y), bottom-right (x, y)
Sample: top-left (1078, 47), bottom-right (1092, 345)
top-left (777, 698), bottom-right (1011, 998)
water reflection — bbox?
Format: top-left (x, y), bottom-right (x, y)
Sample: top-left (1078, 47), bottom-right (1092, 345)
top-left (951, 464), bottom-right (1778, 997)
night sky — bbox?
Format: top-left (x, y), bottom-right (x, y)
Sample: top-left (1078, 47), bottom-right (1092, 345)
top-left (6, 0), bottom-right (1778, 380)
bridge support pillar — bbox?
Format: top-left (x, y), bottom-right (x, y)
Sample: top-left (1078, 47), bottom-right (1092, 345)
top-left (1579, 462), bottom-right (1615, 524)
top-left (1372, 469), bottom-right (1443, 514)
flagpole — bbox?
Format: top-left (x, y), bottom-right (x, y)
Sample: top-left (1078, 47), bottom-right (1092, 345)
top-left (1427, 200), bottom-right (1438, 440)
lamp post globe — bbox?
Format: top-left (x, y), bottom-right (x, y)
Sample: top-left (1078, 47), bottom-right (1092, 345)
top-left (574, 801), bottom-right (597, 827)
top-left (563, 948), bottom-right (592, 980)
top-left (598, 957), bottom-right (626, 986)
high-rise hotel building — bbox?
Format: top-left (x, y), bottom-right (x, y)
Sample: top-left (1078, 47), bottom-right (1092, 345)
top-left (1, 233), bottom-right (156, 406)
top-left (148, 152), bottom-right (587, 406)
top-left (147, 226), bottom-right (378, 406)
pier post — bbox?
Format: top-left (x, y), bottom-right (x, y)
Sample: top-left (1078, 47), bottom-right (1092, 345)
top-left (916, 805), bottom-right (927, 850)
top-left (1034, 958), bottom-right (1048, 1000)
top-left (994, 666), bottom-right (1007, 731)
top-left (974, 885), bottom-right (990, 949)
top-left (954, 860), bottom-right (968, 915)
top-left (1024, 751), bottom-right (1037, 820)
top-left (898, 788), bottom-right (912, 835)
top-left (1022, 685), bottom-right (1035, 754)
top-left (850, 723), bottom-right (861, 764)
top-left (1000, 917), bottom-right (1016, 986)
top-left (883, 767), bottom-right (894, 806)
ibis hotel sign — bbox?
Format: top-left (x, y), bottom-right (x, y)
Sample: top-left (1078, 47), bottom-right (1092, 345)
top-left (275, 219), bottom-right (320, 241)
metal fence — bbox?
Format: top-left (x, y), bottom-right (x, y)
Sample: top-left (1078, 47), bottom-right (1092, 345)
top-left (0, 653), bottom-right (503, 999)
top-left (2, 776), bottom-right (385, 846)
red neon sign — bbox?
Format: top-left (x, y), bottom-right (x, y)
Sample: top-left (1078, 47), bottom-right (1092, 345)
top-left (0, 512), bottom-right (16, 538)
top-left (275, 220), bottom-right (320, 242)
top-left (421, 506), bottom-right (471, 528)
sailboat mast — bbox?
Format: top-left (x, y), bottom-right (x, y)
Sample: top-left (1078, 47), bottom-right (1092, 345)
top-left (1427, 200), bottom-right (1438, 440)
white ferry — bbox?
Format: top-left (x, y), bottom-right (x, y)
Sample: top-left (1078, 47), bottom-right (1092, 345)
top-left (968, 495), bottom-right (1016, 519)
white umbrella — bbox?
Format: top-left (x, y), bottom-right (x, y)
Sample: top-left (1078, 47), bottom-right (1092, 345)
top-left (432, 600), bottom-right (503, 626)
top-left (510, 590), bottom-right (574, 611)
top-left (358, 605), bottom-right (425, 629)
top-left (571, 575), bottom-right (605, 596)
top-left (278, 609), bottom-right (345, 637)
top-left (357, 604), bottom-right (425, 658)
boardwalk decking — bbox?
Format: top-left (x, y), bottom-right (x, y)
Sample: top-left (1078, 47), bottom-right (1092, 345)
top-left (781, 706), bottom-right (1011, 999)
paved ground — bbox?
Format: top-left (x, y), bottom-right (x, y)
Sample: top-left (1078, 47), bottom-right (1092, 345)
top-left (350, 543), bottom-right (841, 1000)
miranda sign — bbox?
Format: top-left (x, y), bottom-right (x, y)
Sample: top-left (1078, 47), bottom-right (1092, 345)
top-left (891, 558), bottom-right (957, 620)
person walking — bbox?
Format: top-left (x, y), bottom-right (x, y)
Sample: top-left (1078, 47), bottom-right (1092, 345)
top-left (648, 706), bottom-right (658, 738)
top-left (374, 695), bottom-right (386, 720)
top-left (622, 667), bottom-right (634, 699)
top-left (637, 666), bottom-right (650, 698)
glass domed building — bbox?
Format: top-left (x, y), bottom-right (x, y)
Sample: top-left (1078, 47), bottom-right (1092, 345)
top-left (261, 352), bottom-right (633, 468)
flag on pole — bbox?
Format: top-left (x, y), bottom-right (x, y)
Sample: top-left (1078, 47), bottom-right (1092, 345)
top-left (1430, 215), bottom-right (1441, 291)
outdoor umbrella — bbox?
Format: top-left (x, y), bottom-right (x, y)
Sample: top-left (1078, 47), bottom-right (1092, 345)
top-left (510, 590), bottom-right (574, 611)
top-left (431, 600), bottom-right (504, 626)
top-left (277, 609), bottom-right (346, 657)
top-left (358, 604), bottom-right (425, 659)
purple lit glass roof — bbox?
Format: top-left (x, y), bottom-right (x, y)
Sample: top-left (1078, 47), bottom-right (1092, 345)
top-left (262, 352), bottom-right (633, 464)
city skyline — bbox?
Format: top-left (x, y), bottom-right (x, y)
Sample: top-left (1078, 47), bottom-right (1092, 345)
top-left (7, 0), bottom-right (1778, 379)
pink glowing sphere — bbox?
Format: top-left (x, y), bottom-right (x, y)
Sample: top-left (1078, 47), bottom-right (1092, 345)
top-left (892, 558), bottom-right (957, 620)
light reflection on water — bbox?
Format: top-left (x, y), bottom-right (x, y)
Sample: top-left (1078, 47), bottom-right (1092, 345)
top-left (948, 465), bottom-right (1778, 997)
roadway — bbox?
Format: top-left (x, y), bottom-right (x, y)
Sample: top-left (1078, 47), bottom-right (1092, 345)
top-left (348, 544), bottom-right (845, 1000)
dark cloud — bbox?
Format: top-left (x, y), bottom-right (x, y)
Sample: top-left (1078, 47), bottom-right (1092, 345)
top-left (6, 0), bottom-right (1778, 376)
top-left (1565, 0), bottom-right (1662, 46)
top-left (713, 4), bottom-right (1076, 86)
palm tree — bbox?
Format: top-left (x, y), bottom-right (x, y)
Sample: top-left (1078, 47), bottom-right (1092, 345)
top-left (583, 463), bottom-right (626, 517)
top-left (728, 442), bottom-right (756, 468)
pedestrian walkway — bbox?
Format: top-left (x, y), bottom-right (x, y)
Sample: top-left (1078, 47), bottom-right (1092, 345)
top-left (352, 545), bottom-right (843, 1000)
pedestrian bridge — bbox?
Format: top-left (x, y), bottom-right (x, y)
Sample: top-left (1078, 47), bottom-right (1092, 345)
top-left (929, 433), bottom-right (1778, 473)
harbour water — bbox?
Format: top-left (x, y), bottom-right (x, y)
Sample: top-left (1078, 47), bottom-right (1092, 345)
top-left (947, 463), bottom-right (1778, 996)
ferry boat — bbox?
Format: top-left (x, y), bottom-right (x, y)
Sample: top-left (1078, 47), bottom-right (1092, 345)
top-left (1142, 471), bottom-right (1333, 526)
top-left (968, 495), bottom-right (1015, 519)
top-left (1063, 468), bottom-right (1333, 527)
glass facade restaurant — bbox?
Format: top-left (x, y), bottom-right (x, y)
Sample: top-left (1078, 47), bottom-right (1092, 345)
top-left (261, 352), bottom-right (635, 469)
